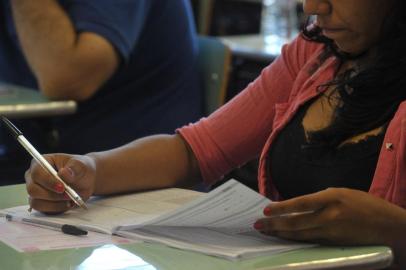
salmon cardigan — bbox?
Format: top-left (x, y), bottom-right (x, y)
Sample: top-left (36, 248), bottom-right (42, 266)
top-left (179, 35), bottom-right (406, 208)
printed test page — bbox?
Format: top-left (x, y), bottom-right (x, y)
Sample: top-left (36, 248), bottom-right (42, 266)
top-left (118, 180), bottom-right (315, 259)
top-left (0, 188), bottom-right (202, 234)
top-left (127, 179), bottom-right (270, 231)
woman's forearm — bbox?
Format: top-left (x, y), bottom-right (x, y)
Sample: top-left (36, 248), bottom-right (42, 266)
top-left (87, 134), bottom-right (201, 195)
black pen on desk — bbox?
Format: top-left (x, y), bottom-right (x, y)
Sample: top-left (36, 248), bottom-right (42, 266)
top-left (5, 214), bottom-right (88, 236)
top-left (1, 116), bottom-right (87, 210)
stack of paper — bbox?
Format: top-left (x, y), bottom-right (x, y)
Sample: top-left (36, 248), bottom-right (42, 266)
top-left (0, 180), bottom-right (314, 260)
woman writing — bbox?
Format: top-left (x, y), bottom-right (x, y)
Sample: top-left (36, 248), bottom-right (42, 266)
top-left (25, 0), bottom-right (406, 267)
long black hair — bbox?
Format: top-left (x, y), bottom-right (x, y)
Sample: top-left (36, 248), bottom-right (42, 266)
top-left (301, 1), bottom-right (406, 149)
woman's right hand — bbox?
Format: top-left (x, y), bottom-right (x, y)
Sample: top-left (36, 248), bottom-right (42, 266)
top-left (25, 153), bottom-right (97, 214)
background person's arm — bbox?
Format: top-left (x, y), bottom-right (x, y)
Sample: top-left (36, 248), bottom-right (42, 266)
top-left (11, 0), bottom-right (119, 101)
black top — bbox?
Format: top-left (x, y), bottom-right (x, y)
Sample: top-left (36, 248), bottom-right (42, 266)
top-left (269, 99), bottom-right (385, 199)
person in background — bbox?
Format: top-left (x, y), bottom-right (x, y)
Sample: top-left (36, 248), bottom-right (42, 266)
top-left (25, 0), bottom-right (406, 268)
top-left (0, 0), bottom-right (202, 183)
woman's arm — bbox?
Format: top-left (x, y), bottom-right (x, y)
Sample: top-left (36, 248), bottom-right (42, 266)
top-left (25, 134), bottom-right (201, 213)
top-left (89, 134), bottom-right (201, 195)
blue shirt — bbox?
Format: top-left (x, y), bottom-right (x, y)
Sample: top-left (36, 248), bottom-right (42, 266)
top-left (0, 0), bottom-right (202, 154)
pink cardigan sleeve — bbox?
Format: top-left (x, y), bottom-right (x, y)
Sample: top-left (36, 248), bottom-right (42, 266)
top-left (178, 35), bottom-right (322, 186)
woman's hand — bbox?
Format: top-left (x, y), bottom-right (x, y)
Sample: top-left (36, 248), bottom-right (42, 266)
top-left (254, 188), bottom-right (406, 253)
top-left (25, 153), bottom-right (97, 214)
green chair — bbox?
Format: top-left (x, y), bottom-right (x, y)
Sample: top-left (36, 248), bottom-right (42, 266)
top-left (191, 0), bottom-right (214, 35)
top-left (197, 36), bottom-right (231, 115)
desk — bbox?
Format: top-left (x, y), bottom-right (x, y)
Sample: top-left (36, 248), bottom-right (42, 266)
top-left (0, 83), bottom-right (77, 185)
top-left (0, 184), bottom-right (394, 270)
top-left (220, 34), bottom-right (282, 62)
top-left (0, 83), bottom-right (76, 118)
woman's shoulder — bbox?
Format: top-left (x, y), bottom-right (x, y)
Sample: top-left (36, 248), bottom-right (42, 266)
top-left (392, 101), bottom-right (406, 125)
top-left (299, 33), bottom-right (325, 48)
top-left (267, 34), bottom-right (330, 90)
top-left (286, 34), bottom-right (325, 57)
top-left (279, 34), bottom-right (327, 75)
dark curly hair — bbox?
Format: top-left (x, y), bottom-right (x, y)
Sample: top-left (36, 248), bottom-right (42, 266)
top-left (300, 1), bottom-right (406, 149)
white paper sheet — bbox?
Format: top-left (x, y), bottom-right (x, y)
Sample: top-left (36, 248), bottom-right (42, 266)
top-left (117, 180), bottom-right (316, 259)
top-left (1, 188), bottom-right (202, 234)
top-left (0, 218), bottom-right (136, 252)
top-left (1, 180), bottom-right (315, 259)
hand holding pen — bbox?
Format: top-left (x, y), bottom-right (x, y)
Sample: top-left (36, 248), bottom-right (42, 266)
top-left (25, 153), bottom-right (97, 213)
top-left (1, 116), bottom-right (96, 213)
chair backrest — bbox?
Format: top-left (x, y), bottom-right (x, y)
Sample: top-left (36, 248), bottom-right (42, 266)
top-left (191, 0), bottom-right (214, 35)
top-left (197, 36), bottom-right (231, 115)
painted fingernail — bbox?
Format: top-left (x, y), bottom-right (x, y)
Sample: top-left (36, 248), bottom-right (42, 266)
top-left (54, 182), bottom-right (65, 193)
top-left (263, 207), bottom-right (272, 216)
top-left (63, 193), bottom-right (70, 200)
top-left (253, 221), bottom-right (264, 230)
top-left (66, 167), bottom-right (75, 178)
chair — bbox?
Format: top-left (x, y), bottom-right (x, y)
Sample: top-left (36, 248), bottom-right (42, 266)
top-left (191, 0), bottom-right (215, 35)
top-left (197, 36), bottom-right (231, 115)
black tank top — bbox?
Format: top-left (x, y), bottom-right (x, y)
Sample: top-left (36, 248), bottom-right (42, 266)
top-left (269, 99), bottom-right (385, 199)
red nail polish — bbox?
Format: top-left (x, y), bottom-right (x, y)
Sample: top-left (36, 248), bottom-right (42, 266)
top-left (253, 221), bottom-right (264, 230)
top-left (54, 182), bottom-right (65, 193)
top-left (263, 207), bottom-right (272, 216)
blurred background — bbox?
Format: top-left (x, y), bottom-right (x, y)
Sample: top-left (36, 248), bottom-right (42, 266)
top-left (191, 0), bottom-right (305, 101)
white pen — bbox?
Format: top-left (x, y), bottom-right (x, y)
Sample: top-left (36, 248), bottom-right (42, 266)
top-left (5, 214), bottom-right (88, 236)
top-left (1, 116), bottom-right (87, 210)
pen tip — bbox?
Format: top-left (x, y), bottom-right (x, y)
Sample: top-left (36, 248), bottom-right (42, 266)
top-left (78, 200), bottom-right (88, 210)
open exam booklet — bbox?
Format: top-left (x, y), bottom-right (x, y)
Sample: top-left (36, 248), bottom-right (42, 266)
top-left (0, 179), bottom-right (314, 260)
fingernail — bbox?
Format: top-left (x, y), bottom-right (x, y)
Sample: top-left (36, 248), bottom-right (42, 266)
top-left (253, 221), bottom-right (264, 230)
top-left (263, 207), bottom-right (272, 216)
top-left (63, 193), bottom-right (70, 200)
top-left (66, 167), bottom-right (75, 178)
top-left (54, 182), bottom-right (65, 193)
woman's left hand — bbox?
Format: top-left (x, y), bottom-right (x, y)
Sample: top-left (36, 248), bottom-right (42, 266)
top-left (254, 188), bottom-right (406, 247)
